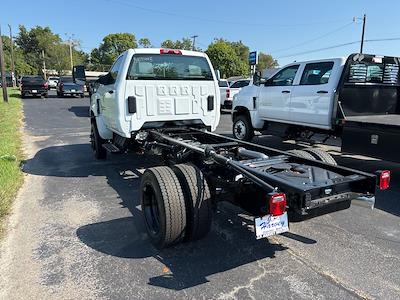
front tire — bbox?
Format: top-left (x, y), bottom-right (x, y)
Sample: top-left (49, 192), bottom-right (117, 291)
top-left (90, 122), bottom-right (107, 159)
top-left (233, 115), bottom-right (254, 141)
top-left (141, 166), bottom-right (187, 249)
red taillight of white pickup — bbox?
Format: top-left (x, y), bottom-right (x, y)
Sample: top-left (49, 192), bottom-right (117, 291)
top-left (269, 193), bottom-right (287, 216)
top-left (226, 88), bottom-right (230, 99)
top-left (160, 48), bottom-right (182, 55)
top-left (379, 170), bottom-right (391, 190)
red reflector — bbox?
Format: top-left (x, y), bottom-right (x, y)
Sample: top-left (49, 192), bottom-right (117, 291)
top-left (379, 170), bottom-right (390, 190)
top-left (160, 48), bottom-right (182, 55)
top-left (226, 88), bottom-right (230, 98)
top-left (269, 193), bottom-right (287, 216)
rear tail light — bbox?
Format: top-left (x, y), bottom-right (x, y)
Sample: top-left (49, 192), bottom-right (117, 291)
top-left (44, 82), bottom-right (48, 89)
top-left (378, 170), bottom-right (391, 190)
top-left (60, 83), bottom-right (64, 91)
top-left (269, 193), bottom-right (287, 216)
top-left (160, 48), bottom-right (182, 55)
top-left (226, 88), bottom-right (230, 99)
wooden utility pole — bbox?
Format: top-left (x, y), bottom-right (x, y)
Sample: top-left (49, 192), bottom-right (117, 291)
top-left (42, 50), bottom-right (47, 80)
top-left (0, 26), bottom-right (8, 102)
top-left (191, 35), bottom-right (198, 51)
top-left (360, 14), bottom-right (366, 53)
top-left (8, 24), bottom-right (15, 87)
top-left (68, 39), bottom-right (73, 69)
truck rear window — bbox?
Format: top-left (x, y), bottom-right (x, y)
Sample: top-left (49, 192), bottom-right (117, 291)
top-left (22, 76), bottom-right (44, 83)
top-left (127, 54), bottom-right (213, 81)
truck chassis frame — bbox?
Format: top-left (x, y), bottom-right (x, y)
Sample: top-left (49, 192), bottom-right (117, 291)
top-left (142, 128), bottom-right (377, 213)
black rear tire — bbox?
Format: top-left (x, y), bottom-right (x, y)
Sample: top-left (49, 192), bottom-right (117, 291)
top-left (141, 166), bottom-right (186, 249)
top-left (287, 149), bottom-right (315, 160)
top-left (303, 148), bottom-right (337, 165)
top-left (173, 164), bottom-right (212, 242)
top-left (90, 122), bottom-right (107, 159)
top-left (233, 114), bottom-right (254, 141)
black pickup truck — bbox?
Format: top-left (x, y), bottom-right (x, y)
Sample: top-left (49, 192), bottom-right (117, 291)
top-left (20, 76), bottom-right (48, 98)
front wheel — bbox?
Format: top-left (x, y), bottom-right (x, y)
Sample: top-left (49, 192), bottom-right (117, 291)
top-left (90, 122), bottom-right (107, 159)
top-left (233, 115), bottom-right (254, 141)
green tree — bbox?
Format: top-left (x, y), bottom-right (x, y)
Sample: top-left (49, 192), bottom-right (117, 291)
top-left (228, 40), bottom-right (249, 64)
top-left (139, 38), bottom-right (152, 48)
top-left (205, 39), bottom-right (248, 78)
top-left (15, 25), bottom-right (62, 74)
top-left (161, 38), bottom-right (197, 50)
top-left (91, 33), bottom-right (137, 67)
top-left (256, 52), bottom-right (278, 72)
top-left (1, 35), bottom-right (34, 75)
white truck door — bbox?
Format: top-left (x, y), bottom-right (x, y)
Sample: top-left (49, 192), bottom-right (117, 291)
top-left (290, 61), bottom-right (336, 128)
top-left (258, 65), bottom-right (300, 121)
top-left (101, 56), bottom-right (123, 131)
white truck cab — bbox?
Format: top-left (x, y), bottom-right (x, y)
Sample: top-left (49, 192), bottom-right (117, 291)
top-left (232, 57), bottom-right (346, 140)
top-left (90, 48), bottom-right (220, 149)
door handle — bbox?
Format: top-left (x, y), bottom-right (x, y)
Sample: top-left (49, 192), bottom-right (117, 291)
top-left (107, 90), bottom-right (114, 94)
top-left (282, 90), bottom-right (290, 94)
top-left (317, 90), bottom-right (328, 94)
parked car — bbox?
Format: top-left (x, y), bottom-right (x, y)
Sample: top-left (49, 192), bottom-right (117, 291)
top-left (224, 79), bottom-right (250, 108)
top-left (47, 76), bottom-right (59, 89)
top-left (56, 76), bottom-right (84, 97)
top-left (232, 53), bottom-right (400, 162)
top-left (20, 76), bottom-right (48, 98)
top-left (218, 79), bottom-right (229, 109)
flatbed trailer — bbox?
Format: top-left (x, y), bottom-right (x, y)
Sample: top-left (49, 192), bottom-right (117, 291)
top-left (134, 127), bottom-right (388, 248)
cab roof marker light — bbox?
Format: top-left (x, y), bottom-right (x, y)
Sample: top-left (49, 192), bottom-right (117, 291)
top-left (160, 49), bottom-right (182, 55)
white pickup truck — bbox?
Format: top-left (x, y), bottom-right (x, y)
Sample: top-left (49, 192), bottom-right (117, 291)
top-left (85, 48), bottom-right (220, 158)
top-left (72, 50), bottom-right (387, 249)
top-left (232, 53), bottom-right (400, 162)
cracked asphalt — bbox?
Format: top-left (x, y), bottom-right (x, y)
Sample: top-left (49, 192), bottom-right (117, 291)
top-left (0, 92), bottom-right (399, 299)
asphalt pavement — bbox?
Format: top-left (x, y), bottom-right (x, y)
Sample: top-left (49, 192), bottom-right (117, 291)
top-left (0, 92), bottom-right (399, 299)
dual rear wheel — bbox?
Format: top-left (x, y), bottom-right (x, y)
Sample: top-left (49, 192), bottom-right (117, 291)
top-left (140, 164), bottom-right (213, 249)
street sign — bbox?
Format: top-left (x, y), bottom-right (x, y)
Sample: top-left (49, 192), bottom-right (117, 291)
top-left (249, 51), bottom-right (258, 65)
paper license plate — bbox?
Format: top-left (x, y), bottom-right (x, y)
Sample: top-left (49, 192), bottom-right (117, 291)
top-left (32, 90), bottom-right (37, 93)
top-left (255, 212), bottom-right (289, 239)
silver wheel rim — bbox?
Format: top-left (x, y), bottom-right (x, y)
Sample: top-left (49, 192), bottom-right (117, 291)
top-left (234, 120), bottom-right (247, 140)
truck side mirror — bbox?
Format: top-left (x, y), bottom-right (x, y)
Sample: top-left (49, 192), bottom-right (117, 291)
top-left (253, 72), bottom-right (262, 86)
top-left (73, 65), bottom-right (86, 85)
top-left (264, 78), bottom-right (273, 86)
top-left (97, 73), bottom-right (113, 85)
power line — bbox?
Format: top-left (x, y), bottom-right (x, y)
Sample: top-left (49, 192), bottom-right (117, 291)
top-left (103, 0), bottom-right (348, 28)
top-left (270, 22), bottom-right (355, 54)
top-left (276, 37), bottom-right (400, 59)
